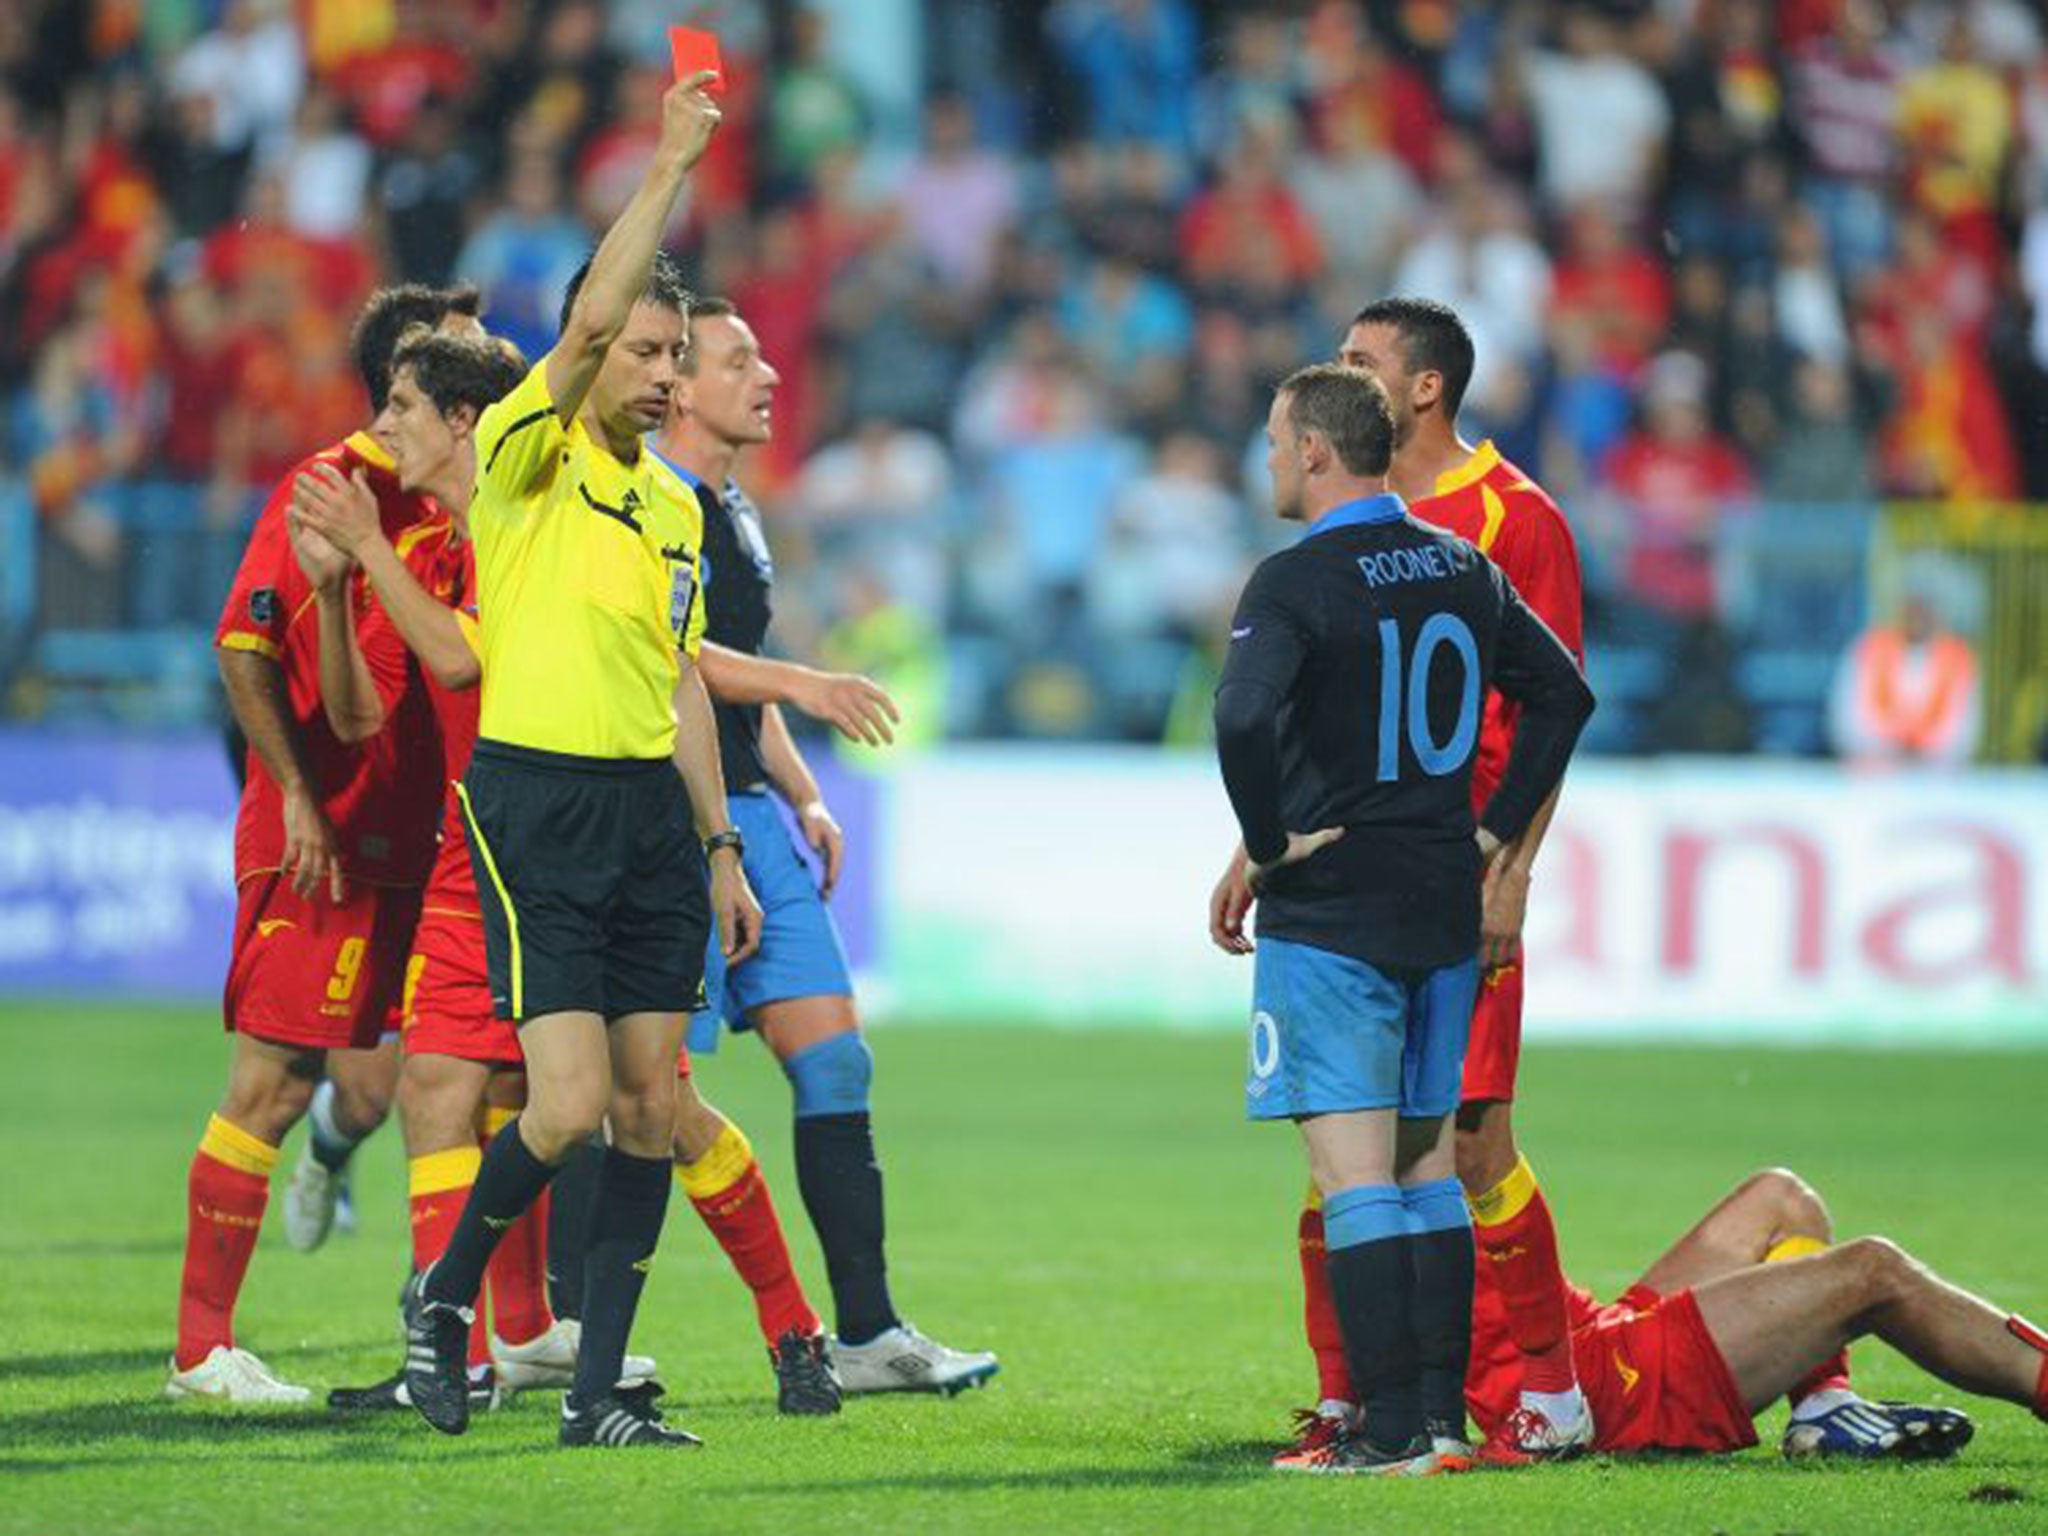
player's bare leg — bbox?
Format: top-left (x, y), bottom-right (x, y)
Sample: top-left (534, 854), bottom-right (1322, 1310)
top-left (1694, 1235), bottom-right (2048, 1442)
top-left (756, 996), bottom-right (997, 1395)
top-left (1652, 1171), bottom-right (1992, 1458)
top-left (1457, 1097), bottom-right (1590, 1455)
top-left (287, 1035), bottom-right (399, 1251)
top-left (1637, 1167), bottom-right (1832, 1294)
top-left (669, 1070), bottom-right (837, 1412)
top-left (169, 1034), bottom-right (323, 1402)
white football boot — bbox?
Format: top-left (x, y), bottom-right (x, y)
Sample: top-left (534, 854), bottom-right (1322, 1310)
top-left (828, 1323), bottom-right (1000, 1396)
top-left (280, 1150), bottom-right (341, 1253)
top-left (491, 1318), bottom-right (658, 1395)
top-left (165, 1346), bottom-right (312, 1405)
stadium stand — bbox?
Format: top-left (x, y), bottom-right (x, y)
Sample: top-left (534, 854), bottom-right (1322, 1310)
top-left (3, 0), bottom-right (2046, 758)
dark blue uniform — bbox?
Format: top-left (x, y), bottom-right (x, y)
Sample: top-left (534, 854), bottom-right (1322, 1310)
top-left (653, 459), bottom-right (856, 1050)
top-left (1214, 493), bottom-right (1592, 1120)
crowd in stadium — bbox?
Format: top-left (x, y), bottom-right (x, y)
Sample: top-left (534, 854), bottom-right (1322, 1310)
top-left (1, 0), bottom-right (2043, 748)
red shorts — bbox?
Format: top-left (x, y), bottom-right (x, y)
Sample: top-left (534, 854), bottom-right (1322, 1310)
top-left (224, 874), bottom-right (422, 1050)
top-left (1459, 959), bottom-right (1523, 1105)
top-left (402, 906), bottom-right (522, 1067)
top-left (1573, 1285), bottom-right (1757, 1455)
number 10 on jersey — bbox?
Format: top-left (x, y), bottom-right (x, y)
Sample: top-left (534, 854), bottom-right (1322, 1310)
top-left (1376, 615), bottom-right (1480, 781)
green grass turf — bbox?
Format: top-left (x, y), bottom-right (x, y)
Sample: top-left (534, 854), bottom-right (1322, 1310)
top-left (0, 1006), bottom-right (2044, 1534)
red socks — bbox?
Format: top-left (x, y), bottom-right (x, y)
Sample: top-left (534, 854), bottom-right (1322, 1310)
top-left (1297, 1188), bottom-right (1352, 1404)
top-left (1469, 1156), bottom-right (1577, 1395)
top-left (678, 1122), bottom-right (820, 1344)
top-left (2006, 1314), bottom-right (2048, 1422)
top-left (175, 1115), bottom-right (276, 1370)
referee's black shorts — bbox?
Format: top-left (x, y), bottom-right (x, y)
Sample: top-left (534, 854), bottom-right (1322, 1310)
top-left (459, 740), bottom-right (709, 1023)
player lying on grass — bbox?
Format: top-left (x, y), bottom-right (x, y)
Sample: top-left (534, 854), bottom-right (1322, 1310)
top-left (653, 297), bottom-right (998, 1396)
top-left (1265, 1158), bottom-right (2047, 1465)
top-left (290, 329), bottom-right (840, 1417)
top-left (1213, 365), bottom-right (1594, 1476)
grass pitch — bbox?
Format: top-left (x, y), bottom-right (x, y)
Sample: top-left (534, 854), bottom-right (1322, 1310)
top-left (1, 1005), bottom-right (2043, 1535)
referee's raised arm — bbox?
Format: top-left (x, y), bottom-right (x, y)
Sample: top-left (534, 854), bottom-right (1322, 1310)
top-left (545, 72), bottom-right (722, 429)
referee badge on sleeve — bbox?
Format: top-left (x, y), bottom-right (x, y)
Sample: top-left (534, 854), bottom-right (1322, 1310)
top-left (663, 548), bottom-right (697, 640)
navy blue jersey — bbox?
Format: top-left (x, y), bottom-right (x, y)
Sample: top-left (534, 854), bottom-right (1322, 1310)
top-left (1214, 494), bottom-right (1594, 970)
top-left (671, 466), bottom-right (775, 793)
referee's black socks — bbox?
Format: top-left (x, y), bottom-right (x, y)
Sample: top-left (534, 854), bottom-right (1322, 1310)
top-left (1323, 1183), bottom-right (1422, 1453)
top-left (423, 1114), bottom-right (558, 1310)
top-left (569, 1147), bottom-right (672, 1410)
top-left (546, 1136), bottom-right (606, 1322)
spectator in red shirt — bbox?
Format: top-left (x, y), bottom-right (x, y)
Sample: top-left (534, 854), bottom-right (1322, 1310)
top-left (1603, 350), bottom-right (1753, 619)
top-left (1299, 0), bottom-right (1441, 182)
top-left (1179, 123), bottom-right (1321, 295)
top-left (1550, 201), bottom-right (1671, 377)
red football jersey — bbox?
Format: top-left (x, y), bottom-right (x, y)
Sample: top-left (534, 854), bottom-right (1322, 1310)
top-left (1407, 441), bottom-right (1586, 810)
top-left (395, 522), bottom-right (482, 911)
top-left (216, 432), bottom-right (445, 889)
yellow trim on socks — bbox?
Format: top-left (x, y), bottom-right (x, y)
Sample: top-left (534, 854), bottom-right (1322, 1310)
top-left (409, 1145), bottom-right (483, 1199)
top-left (676, 1123), bottom-right (755, 1201)
top-left (1303, 1179), bottom-right (1323, 1213)
top-left (481, 1105), bottom-right (518, 1139)
top-left (1469, 1155), bottom-right (1539, 1228)
top-left (1766, 1235), bottom-right (1828, 1264)
top-left (200, 1114), bottom-right (279, 1178)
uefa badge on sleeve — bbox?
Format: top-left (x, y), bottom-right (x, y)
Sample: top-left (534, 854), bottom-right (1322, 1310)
top-left (667, 557), bottom-right (697, 643)
top-left (249, 587), bottom-right (277, 625)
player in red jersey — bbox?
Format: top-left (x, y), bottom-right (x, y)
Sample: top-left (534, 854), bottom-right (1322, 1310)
top-left (291, 328), bottom-right (839, 1416)
top-left (1211, 298), bottom-right (1591, 1462)
top-left (168, 286), bottom-right (485, 1404)
top-left (1463, 1164), bottom-right (2046, 1462)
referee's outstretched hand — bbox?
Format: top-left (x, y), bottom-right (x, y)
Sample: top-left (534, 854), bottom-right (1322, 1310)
top-left (660, 73), bottom-right (724, 170)
top-left (710, 852), bottom-right (763, 965)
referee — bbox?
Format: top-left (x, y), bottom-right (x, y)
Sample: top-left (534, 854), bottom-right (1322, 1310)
top-left (402, 74), bottom-right (758, 1451)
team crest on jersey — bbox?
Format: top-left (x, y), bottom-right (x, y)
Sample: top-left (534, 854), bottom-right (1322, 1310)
top-left (249, 587), bottom-right (277, 624)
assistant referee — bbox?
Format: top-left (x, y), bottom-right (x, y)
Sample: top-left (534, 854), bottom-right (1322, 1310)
top-left (402, 73), bottom-right (760, 1451)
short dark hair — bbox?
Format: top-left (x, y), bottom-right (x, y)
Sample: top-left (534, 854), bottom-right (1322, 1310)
top-left (557, 249), bottom-right (693, 336)
top-left (1349, 296), bottom-right (1476, 418)
top-left (679, 295), bottom-right (739, 376)
top-left (390, 329), bottom-right (528, 419)
top-left (350, 284), bottom-right (482, 411)
top-left (1277, 363), bottom-right (1396, 477)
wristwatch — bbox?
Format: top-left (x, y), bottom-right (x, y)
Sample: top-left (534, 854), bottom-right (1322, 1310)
top-left (703, 828), bottom-right (745, 859)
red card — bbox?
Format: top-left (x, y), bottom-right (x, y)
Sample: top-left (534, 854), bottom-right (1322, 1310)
top-left (668, 27), bottom-right (724, 93)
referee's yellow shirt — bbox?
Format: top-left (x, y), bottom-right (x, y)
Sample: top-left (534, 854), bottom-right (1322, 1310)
top-left (469, 359), bottom-right (707, 760)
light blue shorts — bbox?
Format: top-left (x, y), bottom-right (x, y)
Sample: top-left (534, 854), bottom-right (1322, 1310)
top-left (1244, 937), bottom-right (1477, 1122)
top-left (688, 791), bottom-right (853, 1054)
